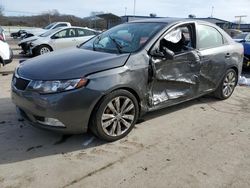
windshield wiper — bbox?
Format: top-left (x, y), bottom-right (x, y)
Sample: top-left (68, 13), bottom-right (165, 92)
top-left (108, 35), bottom-right (122, 54)
top-left (93, 35), bottom-right (101, 51)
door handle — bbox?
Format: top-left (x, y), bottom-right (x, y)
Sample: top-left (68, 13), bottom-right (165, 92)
top-left (225, 53), bottom-right (231, 58)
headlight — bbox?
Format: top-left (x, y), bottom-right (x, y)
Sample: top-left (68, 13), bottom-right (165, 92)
top-left (27, 78), bottom-right (88, 94)
top-left (27, 39), bottom-right (37, 43)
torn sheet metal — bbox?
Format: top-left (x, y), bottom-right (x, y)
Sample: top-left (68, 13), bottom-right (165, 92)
top-left (152, 90), bottom-right (169, 105)
top-left (155, 68), bottom-right (197, 85)
top-left (151, 89), bottom-right (190, 106)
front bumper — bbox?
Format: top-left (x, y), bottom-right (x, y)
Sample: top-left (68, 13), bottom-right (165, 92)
top-left (11, 85), bottom-right (102, 134)
top-left (18, 42), bottom-right (30, 54)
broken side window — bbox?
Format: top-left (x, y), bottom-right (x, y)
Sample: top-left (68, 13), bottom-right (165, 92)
top-left (160, 26), bottom-right (193, 54)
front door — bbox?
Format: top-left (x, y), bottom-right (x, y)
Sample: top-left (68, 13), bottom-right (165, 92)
top-left (50, 28), bottom-right (77, 50)
top-left (149, 23), bottom-right (201, 108)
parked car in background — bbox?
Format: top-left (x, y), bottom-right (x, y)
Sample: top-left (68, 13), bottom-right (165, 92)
top-left (225, 29), bottom-right (242, 38)
top-left (24, 26), bottom-right (97, 56)
top-left (0, 26), bottom-right (13, 66)
top-left (10, 30), bottom-right (26, 39)
top-left (12, 19), bottom-right (243, 141)
top-left (233, 32), bottom-right (250, 68)
top-left (22, 22), bottom-right (72, 39)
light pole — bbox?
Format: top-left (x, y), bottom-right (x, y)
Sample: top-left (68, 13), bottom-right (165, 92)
top-left (211, 6), bottom-right (214, 18)
top-left (133, 0), bottom-right (136, 16)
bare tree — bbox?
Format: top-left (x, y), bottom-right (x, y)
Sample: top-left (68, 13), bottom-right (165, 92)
top-left (0, 4), bottom-right (4, 16)
top-left (188, 14), bottom-right (196, 18)
top-left (49, 9), bottom-right (60, 16)
top-left (90, 11), bottom-right (104, 17)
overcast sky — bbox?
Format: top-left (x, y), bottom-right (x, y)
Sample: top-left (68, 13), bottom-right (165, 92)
top-left (1, 0), bottom-right (250, 23)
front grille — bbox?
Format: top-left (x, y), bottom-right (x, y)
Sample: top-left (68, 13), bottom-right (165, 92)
top-left (13, 76), bottom-right (30, 91)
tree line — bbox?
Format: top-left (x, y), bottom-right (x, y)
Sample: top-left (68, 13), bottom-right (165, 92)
top-left (0, 10), bottom-right (107, 30)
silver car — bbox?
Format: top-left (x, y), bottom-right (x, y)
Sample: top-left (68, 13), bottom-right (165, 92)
top-left (20, 27), bottom-right (97, 56)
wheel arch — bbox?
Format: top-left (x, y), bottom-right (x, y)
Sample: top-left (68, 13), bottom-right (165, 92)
top-left (33, 44), bottom-right (53, 56)
top-left (88, 87), bottom-right (142, 130)
top-left (39, 44), bottom-right (53, 51)
top-left (228, 65), bottom-right (239, 83)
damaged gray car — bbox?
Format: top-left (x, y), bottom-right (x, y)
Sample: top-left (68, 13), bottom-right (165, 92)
top-left (12, 18), bottom-right (243, 141)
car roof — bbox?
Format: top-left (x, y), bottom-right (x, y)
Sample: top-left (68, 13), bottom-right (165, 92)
top-left (131, 18), bottom-right (186, 23)
top-left (130, 18), bottom-right (217, 26)
top-left (70, 26), bottom-right (95, 30)
top-left (45, 26), bottom-right (96, 35)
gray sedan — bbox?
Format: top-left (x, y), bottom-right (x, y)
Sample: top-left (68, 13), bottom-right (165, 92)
top-left (11, 18), bottom-right (243, 141)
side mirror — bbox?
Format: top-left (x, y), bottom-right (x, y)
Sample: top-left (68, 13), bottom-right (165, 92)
top-left (150, 47), bottom-right (175, 60)
top-left (162, 47), bottom-right (175, 60)
top-left (51, 35), bottom-right (59, 39)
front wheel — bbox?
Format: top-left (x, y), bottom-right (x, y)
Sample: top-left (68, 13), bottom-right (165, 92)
top-left (90, 90), bottom-right (139, 142)
top-left (36, 45), bottom-right (52, 56)
top-left (214, 69), bottom-right (237, 100)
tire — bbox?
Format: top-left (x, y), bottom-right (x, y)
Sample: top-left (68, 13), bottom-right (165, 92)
top-left (90, 89), bottom-right (139, 142)
top-left (213, 68), bottom-right (237, 100)
top-left (36, 45), bottom-right (52, 56)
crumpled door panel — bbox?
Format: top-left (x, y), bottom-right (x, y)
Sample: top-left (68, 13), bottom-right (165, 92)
top-left (149, 51), bottom-right (201, 107)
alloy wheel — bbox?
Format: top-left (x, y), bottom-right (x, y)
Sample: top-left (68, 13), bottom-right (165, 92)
top-left (222, 71), bottom-right (236, 98)
top-left (101, 96), bottom-right (135, 137)
top-left (40, 47), bottom-right (50, 54)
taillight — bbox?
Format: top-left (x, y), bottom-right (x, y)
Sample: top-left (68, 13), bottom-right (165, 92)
top-left (0, 34), bottom-right (5, 42)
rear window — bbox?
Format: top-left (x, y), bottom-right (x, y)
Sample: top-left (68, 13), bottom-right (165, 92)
top-left (77, 29), bottom-right (95, 37)
top-left (197, 24), bottom-right (224, 49)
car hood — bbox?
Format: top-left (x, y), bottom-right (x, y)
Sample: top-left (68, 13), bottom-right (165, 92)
top-left (17, 48), bottom-right (130, 80)
top-left (18, 36), bottom-right (39, 45)
top-left (27, 28), bottom-right (47, 35)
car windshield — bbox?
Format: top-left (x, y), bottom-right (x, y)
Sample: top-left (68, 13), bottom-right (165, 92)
top-left (81, 22), bottom-right (166, 54)
top-left (43, 23), bottom-right (56, 30)
top-left (39, 28), bottom-right (62, 37)
top-left (233, 33), bottom-right (248, 39)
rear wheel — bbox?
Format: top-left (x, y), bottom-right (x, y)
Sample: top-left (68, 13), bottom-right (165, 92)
top-left (214, 69), bottom-right (237, 99)
top-left (90, 90), bottom-right (139, 142)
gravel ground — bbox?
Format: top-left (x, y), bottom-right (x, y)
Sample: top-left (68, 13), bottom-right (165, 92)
top-left (0, 39), bottom-right (250, 188)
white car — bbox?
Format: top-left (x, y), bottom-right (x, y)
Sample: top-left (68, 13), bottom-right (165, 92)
top-left (23, 22), bottom-right (72, 38)
top-left (26, 27), bottom-right (97, 56)
top-left (0, 27), bottom-right (13, 66)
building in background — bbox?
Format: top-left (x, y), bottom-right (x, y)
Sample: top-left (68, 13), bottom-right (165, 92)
top-left (97, 13), bottom-right (121, 30)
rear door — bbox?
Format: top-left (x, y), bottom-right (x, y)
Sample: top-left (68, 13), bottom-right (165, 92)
top-left (148, 23), bottom-right (201, 107)
top-left (195, 24), bottom-right (229, 92)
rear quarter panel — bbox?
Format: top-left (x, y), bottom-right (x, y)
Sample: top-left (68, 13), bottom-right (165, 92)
top-left (228, 42), bottom-right (243, 78)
